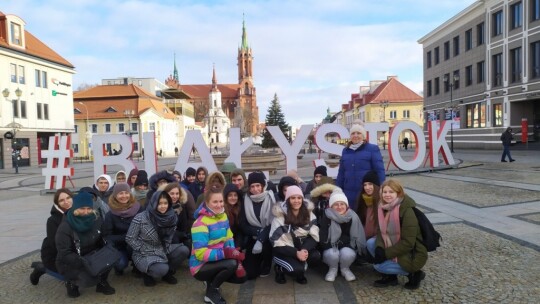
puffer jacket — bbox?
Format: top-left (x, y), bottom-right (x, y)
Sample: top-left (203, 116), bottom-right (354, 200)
top-left (375, 194), bottom-right (428, 273)
top-left (40, 205), bottom-right (65, 271)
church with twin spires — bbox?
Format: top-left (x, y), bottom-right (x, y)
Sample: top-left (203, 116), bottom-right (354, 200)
top-left (165, 19), bottom-right (259, 144)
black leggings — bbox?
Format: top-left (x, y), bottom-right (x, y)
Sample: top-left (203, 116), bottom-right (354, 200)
top-left (193, 259), bottom-right (245, 288)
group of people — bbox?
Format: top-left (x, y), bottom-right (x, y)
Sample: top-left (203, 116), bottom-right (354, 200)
top-left (30, 122), bottom-right (429, 303)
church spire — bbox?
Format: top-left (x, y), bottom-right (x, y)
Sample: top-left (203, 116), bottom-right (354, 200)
top-left (241, 14), bottom-right (249, 50)
top-left (173, 52), bottom-right (179, 82)
top-left (211, 63), bottom-right (219, 91)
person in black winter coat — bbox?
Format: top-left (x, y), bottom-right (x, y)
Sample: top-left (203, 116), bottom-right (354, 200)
top-left (30, 188), bottom-right (74, 285)
top-left (164, 182), bottom-right (197, 248)
top-left (55, 192), bottom-right (115, 298)
top-left (146, 170), bottom-right (177, 202)
top-left (224, 183), bottom-right (245, 250)
top-left (188, 166), bottom-right (208, 202)
top-left (500, 127), bottom-right (516, 162)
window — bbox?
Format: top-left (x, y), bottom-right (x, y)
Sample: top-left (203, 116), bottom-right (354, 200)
top-left (511, 47), bottom-right (522, 82)
top-left (37, 103), bottom-right (42, 119)
top-left (132, 122), bottom-right (138, 131)
top-left (477, 61), bottom-right (486, 83)
top-left (434, 47), bottom-right (440, 65)
top-left (465, 65), bottom-right (473, 86)
top-left (35, 69), bottom-right (41, 87)
top-left (91, 124), bottom-right (98, 133)
top-left (465, 29), bottom-right (472, 51)
top-left (434, 77), bottom-right (440, 95)
top-left (494, 104), bottom-right (503, 127)
top-left (42, 71), bottom-right (48, 88)
top-left (493, 53), bottom-right (503, 86)
top-left (149, 122), bottom-right (155, 131)
top-left (21, 100), bottom-right (26, 118)
top-left (511, 2), bottom-right (523, 29)
top-left (427, 80), bottom-right (432, 97)
top-left (531, 41), bottom-right (540, 78)
top-left (453, 70), bottom-right (460, 89)
top-left (105, 124), bottom-right (111, 133)
top-left (453, 36), bottom-right (460, 56)
top-left (133, 142), bottom-right (139, 152)
top-left (477, 22), bottom-right (485, 45)
top-left (18, 65), bottom-right (25, 84)
top-left (118, 123), bottom-right (125, 132)
top-left (533, 0), bottom-right (540, 21)
top-left (10, 22), bottom-right (22, 46)
top-left (389, 111), bottom-right (397, 119)
top-left (12, 100), bottom-right (19, 118)
top-left (44, 104), bottom-right (49, 120)
top-left (74, 125), bottom-right (78, 133)
top-left (73, 144), bottom-right (79, 153)
top-left (10, 63), bottom-right (17, 83)
top-left (444, 41), bottom-right (450, 60)
top-left (444, 73), bottom-right (450, 92)
top-left (403, 110), bottom-right (410, 118)
top-left (466, 102), bottom-right (486, 128)
top-left (427, 51), bottom-right (432, 68)
top-left (493, 10), bottom-right (503, 36)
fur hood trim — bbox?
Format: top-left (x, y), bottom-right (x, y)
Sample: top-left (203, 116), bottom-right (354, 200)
top-left (310, 183), bottom-right (338, 198)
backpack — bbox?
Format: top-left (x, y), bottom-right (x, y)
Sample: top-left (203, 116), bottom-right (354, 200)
top-left (401, 207), bottom-right (442, 252)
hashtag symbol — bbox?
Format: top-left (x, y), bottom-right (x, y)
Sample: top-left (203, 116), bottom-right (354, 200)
top-left (41, 135), bottom-right (74, 189)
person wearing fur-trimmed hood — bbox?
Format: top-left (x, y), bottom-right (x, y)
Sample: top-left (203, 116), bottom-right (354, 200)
top-left (270, 186), bottom-right (320, 285)
top-left (319, 189), bottom-right (366, 282)
top-left (309, 176), bottom-right (338, 225)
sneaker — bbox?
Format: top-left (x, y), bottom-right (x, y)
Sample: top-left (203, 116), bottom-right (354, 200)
top-left (204, 285), bottom-right (225, 304)
top-left (260, 266), bottom-right (271, 278)
top-left (65, 281), bottom-right (80, 298)
top-left (30, 268), bottom-right (45, 285)
top-left (510, 159), bottom-right (516, 162)
top-left (340, 267), bottom-right (356, 282)
top-left (325, 267), bottom-right (338, 282)
top-left (143, 274), bottom-right (156, 287)
top-left (96, 281), bottom-right (116, 295)
top-left (373, 274), bottom-right (398, 288)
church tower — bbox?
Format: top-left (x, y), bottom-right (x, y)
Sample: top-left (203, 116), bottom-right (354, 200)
top-left (237, 16), bottom-right (258, 136)
top-left (206, 65), bottom-right (230, 145)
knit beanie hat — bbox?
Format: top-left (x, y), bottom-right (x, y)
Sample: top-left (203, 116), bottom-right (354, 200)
top-left (112, 182), bottom-right (131, 197)
top-left (350, 120), bottom-right (366, 138)
top-left (134, 170), bottom-right (149, 187)
top-left (72, 191), bottom-right (94, 210)
top-left (248, 171), bottom-right (266, 187)
top-left (329, 190), bottom-right (348, 208)
top-left (185, 167), bottom-right (196, 177)
top-left (362, 171), bottom-right (380, 186)
top-left (314, 165), bottom-right (327, 177)
top-left (285, 185), bottom-right (303, 201)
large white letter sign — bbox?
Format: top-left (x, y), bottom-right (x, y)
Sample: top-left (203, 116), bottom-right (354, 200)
top-left (266, 125), bottom-right (312, 172)
top-left (314, 123), bottom-right (349, 178)
top-left (224, 128), bottom-right (253, 168)
top-left (143, 132), bottom-right (157, 177)
top-left (364, 122), bottom-right (389, 146)
top-left (42, 135), bottom-right (74, 189)
top-left (428, 120), bottom-right (455, 167)
top-left (174, 130), bottom-right (218, 175)
top-left (387, 122), bottom-right (426, 171)
top-left (92, 134), bottom-right (136, 182)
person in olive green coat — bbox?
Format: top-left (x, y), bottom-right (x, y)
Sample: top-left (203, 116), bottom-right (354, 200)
top-left (366, 179), bottom-right (428, 290)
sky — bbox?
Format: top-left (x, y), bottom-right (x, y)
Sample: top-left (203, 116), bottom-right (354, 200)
top-left (3, 0), bottom-right (476, 128)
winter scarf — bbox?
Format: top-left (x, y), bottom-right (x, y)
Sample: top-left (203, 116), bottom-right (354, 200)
top-left (66, 210), bottom-right (97, 233)
top-left (132, 188), bottom-right (148, 204)
top-left (349, 142), bottom-right (363, 151)
top-left (362, 194), bottom-right (373, 207)
top-left (110, 201), bottom-right (141, 218)
top-left (148, 193), bottom-right (177, 240)
top-left (244, 191), bottom-right (275, 228)
top-left (324, 208), bottom-right (366, 254)
top-left (378, 196), bottom-right (403, 262)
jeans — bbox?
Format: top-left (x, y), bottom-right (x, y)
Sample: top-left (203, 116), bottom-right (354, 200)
top-left (366, 237), bottom-right (408, 276)
top-left (501, 144), bottom-right (513, 161)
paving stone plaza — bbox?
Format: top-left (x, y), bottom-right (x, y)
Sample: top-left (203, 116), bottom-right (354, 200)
top-left (0, 149), bottom-right (539, 303)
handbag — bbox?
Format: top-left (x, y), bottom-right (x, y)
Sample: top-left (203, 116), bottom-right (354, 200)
top-left (73, 231), bottom-right (122, 277)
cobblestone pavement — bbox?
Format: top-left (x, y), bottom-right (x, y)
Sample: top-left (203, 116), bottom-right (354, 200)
top-left (0, 149), bottom-right (539, 303)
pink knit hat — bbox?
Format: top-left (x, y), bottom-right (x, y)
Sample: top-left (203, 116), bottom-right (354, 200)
top-left (285, 185), bottom-right (304, 201)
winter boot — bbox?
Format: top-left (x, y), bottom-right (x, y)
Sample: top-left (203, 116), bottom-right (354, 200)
top-left (274, 265), bottom-right (286, 284)
top-left (295, 274), bottom-right (308, 284)
top-left (204, 283), bottom-right (225, 304)
top-left (404, 270), bottom-right (426, 290)
top-left (29, 268), bottom-right (45, 285)
top-left (65, 281), bottom-right (80, 298)
top-left (325, 267), bottom-right (338, 282)
top-left (96, 278), bottom-right (116, 295)
top-left (373, 274), bottom-right (398, 288)
top-left (143, 273), bottom-right (156, 287)
top-left (162, 270), bottom-right (178, 284)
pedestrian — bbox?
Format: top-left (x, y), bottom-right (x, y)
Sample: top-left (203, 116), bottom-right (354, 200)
top-left (146, 170), bottom-right (176, 202)
top-left (181, 167), bottom-right (197, 190)
top-left (164, 182), bottom-right (197, 248)
top-left (231, 168), bottom-right (248, 194)
top-left (240, 171), bottom-right (276, 279)
top-left (126, 191), bottom-right (190, 287)
top-left (336, 121), bottom-right (385, 210)
top-left (114, 170), bottom-right (127, 184)
top-left (304, 165), bottom-right (328, 198)
top-left (224, 183), bottom-right (245, 250)
top-left (30, 188), bottom-right (74, 285)
top-left (356, 171), bottom-right (381, 240)
top-left (55, 192), bottom-right (116, 298)
top-left (319, 189), bottom-right (366, 282)
top-left (132, 170), bottom-right (149, 207)
top-left (500, 127), bottom-right (516, 162)
top-left (270, 185), bottom-right (320, 285)
top-left (90, 174), bottom-right (113, 219)
top-left (403, 137), bottom-right (409, 150)
top-left (190, 186), bottom-right (247, 304)
top-left (188, 166), bottom-right (208, 203)
top-left (367, 179), bottom-right (428, 290)
top-left (102, 183), bottom-right (144, 276)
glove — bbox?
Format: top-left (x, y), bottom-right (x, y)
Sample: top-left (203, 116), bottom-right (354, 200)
top-left (252, 240), bottom-right (263, 254)
top-left (224, 247), bottom-right (245, 261)
top-left (235, 261), bottom-right (246, 278)
top-left (374, 247), bottom-right (386, 264)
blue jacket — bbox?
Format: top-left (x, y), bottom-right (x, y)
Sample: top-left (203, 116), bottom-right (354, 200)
top-left (336, 143), bottom-right (385, 210)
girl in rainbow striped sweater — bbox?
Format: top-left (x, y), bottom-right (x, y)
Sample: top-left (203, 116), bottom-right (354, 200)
top-left (190, 186), bottom-right (246, 304)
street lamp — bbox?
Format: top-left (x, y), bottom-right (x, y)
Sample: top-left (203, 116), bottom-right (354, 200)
top-left (4, 88), bottom-right (23, 173)
top-left (380, 100), bottom-right (389, 150)
top-left (443, 74), bottom-right (459, 152)
top-left (124, 109), bottom-right (135, 158)
top-left (78, 102), bottom-right (91, 158)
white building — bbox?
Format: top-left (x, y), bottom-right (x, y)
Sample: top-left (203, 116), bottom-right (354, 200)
top-left (0, 12), bottom-right (75, 169)
top-left (204, 66), bottom-right (231, 148)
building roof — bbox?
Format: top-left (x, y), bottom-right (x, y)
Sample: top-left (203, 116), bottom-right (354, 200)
top-left (182, 84), bottom-right (240, 99)
top-left (74, 84), bottom-right (161, 100)
top-left (345, 76), bottom-right (422, 110)
top-left (0, 12), bottom-right (74, 68)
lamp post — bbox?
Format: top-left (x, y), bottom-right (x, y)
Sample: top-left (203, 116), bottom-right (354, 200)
top-left (78, 102), bottom-right (91, 159)
top-left (443, 74), bottom-right (459, 153)
top-left (124, 109), bottom-right (135, 159)
top-left (5, 88), bottom-right (23, 173)
top-left (380, 100), bottom-right (389, 150)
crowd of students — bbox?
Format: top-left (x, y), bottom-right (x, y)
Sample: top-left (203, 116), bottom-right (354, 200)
top-left (29, 123), bottom-right (428, 303)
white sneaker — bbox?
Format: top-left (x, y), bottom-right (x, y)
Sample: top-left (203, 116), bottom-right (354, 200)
top-left (340, 268), bottom-right (356, 282)
top-left (325, 267), bottom-right (338, 282)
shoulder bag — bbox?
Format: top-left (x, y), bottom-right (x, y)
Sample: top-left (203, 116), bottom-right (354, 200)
top-left (73, 231), bottom-right (122, 277)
